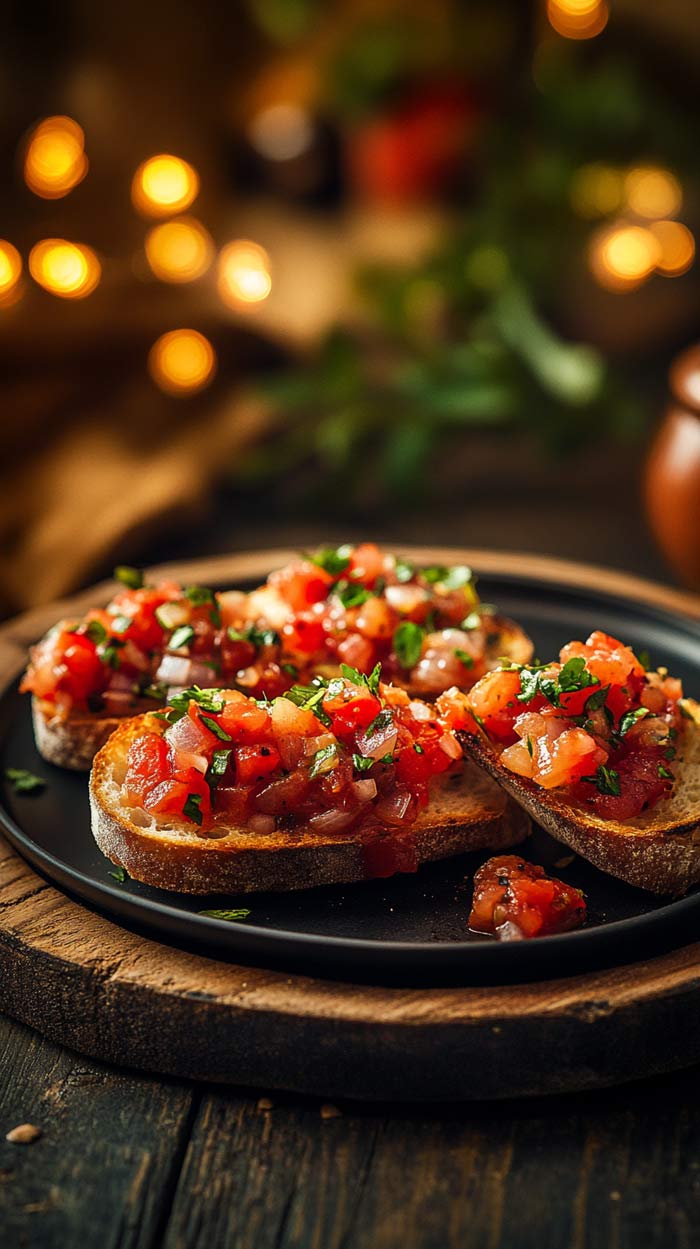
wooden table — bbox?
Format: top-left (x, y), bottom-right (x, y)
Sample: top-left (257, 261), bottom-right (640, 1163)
top-left (3, 1007), bottom-right (700, 1247)
top-left (3, 524), bottom-right (700, 1247)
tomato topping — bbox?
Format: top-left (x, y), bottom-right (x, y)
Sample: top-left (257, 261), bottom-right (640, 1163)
top-left (469, 856), bottom-right (586, 940)
top-left (235, 744), bottom-right (282, 785)
top-left (467, 632), bottom-right (685, 821)
top-left (120, 678), bottom-right (464, 850)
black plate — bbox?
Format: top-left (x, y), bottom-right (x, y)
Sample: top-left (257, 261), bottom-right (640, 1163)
top-left (2, 563), bottom-right (700, 986)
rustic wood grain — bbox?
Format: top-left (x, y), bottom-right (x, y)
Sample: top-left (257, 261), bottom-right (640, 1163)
top-left (0, 1014), bottom-right (195, 1249)
top-left (2, 551), bottom-right (700, 1102)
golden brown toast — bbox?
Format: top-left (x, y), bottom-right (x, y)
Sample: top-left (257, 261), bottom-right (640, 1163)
top-left (460, 724), bottom-right (700, 895)
top-left (90, 717), bottom-right (530, 894)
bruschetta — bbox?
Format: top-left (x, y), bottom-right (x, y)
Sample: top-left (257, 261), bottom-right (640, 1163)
top-left (89, 672), bottom-right (529, 894)
top-left (23, 545), bottom-right (533, 771)
top-left (446, 631), bottom-right (700, 894)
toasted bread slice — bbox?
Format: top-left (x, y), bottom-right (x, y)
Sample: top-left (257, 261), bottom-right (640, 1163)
top-left (31, 695), bottom-right (154, 772)
top-left (460, 725), bottom-right (700, 895)
top-left (89, 718), bottom-right (530, 894)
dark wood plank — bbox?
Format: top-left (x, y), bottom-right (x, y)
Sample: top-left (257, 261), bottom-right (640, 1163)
top-left (160, 1070), bottom-right (700, 1249)
top-left (0, 1014), bottom-right (196, 1249)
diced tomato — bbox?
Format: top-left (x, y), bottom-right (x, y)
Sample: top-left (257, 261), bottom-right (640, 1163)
top-left (281, 615), bottom-right (326, 656)
top-left (323, 682), bottom-right (382, 736)
top-left (270, 561), bottom-right (334, 611)
top-left (219, 696), bottom-right (273, 743)
top-left (469, 855), bottom-right (586, 939)
top-left (336, 632), bottom-right (376, 673)
top-left (123, 732), bottom-right (172, 805)
top-left (348, 543), bottom-right (385, 585)
top-left (235, 743), bottom-right (282, 785)
top-left (468, 669), bottom-right (523, 743)
top-left (434, 687), bottom-right (478, 733)
top-left (61, 634), bottom-right (106, 703)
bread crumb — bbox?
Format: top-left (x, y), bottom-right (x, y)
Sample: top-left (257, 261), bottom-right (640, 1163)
top-left (6, 1124), bottom-right (42, 1145)
top-left (610, 1191), bottom-right (621, 1202)
top-left (257, 1097), bottom-right (274, 1111)
top-left (320, 1103), bottom-right (342, 1120)
top-left (554, 855), bottom-right (575, 869)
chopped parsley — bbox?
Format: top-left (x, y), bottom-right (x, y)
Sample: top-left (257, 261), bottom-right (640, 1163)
top-left (309, 743), bottom-right (338, 778)
top-left (199, 713), bottom-right (232, 742)
top-left (198, 908), bottom-right (251, 921)
top-left (393, 621), bottom-right (425, 670)
top-left (339, 661), bottom-right (382, 695)
top-left (208, 748), bottom-right (232, 782)
top-left (526, 736), bottom-right (534, 758)
top-left (584, 685), bottom-right (610, 714)
top-left (281, 663), bottom-right (299, 677)
top-left (658, 764), bottom-right (674, 781)
top-left (108, 865), bottom-right (127, 883)
top-left (185, 585), bottom-right (221, 625)
top-left (5, 767), bottom-right (46, 795)
top-left (284, 680), bottom-right (332, 726)
top-left (97, 639), bottom-right (125, 670)
top-left (619, 707), bottom-right (650, 736)
top-left (334, 580), bottom-right (372, 608)
top-left (227, 623), bottom-right (280, 649)
top-left (84, 619), bottom-right (107, 645)
top-left (306, 545), bottom-right (353, 576)
top-left (454, 648), bottom-right (474, 669)
top-left (114, 566), bottom-right (143, 590)
top-left (157, 685), bottom-right (226, 724)
top-left (169, 624), bottom-right (195, 650)
top-left (518, 657), bottom-right (598, 707)
top-left (413, 743), bottom-right (424, 754)
top-left (582, 765), bottom-right (621, 797)
top-left (364, 708), bottom-right (394, 738)
top-left (352, 753), bottom-right (376, 772)
top-left (635, 649), bottom-right (651, 671)
top-left (183, 793), bottom-right (204, 825)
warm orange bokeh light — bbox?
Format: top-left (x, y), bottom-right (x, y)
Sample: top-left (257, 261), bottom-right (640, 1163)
top-left (24, 116), bottom-right (88, 199)
top-left (589, 223), bottom-right (659, 292)
top-left (624, 167), bottom-right (682, 220)
top-left (148, 329), bottom-right (216, 395)
top-left (0, 240), bottom-right (23, 305)
top-left (131, 155), bottom-right (199, 218)
top-left (217, 240), bottom-right (272, 307)
top-left (145, 217), bottom-right (214, 283)
top-left (29, 239), bottom-right (101, 299)
top-left (650, 221), bottom-right (696, 277)
top-left (547, 0), bottom-right (608, 39)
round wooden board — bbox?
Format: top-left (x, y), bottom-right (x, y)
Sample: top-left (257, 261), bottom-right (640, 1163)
top-left (2, 548), bottom-right (700, 1103)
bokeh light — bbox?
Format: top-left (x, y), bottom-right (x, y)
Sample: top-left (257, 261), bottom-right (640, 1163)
top-left (569, 163), bottom-right (623, 218)
top-left (131, 155), bottom-right (199, 218)
top-left (650, 221), bottom-right (696, 277)
top-left (145, 217), bottom-right (214, 283)
top-left (24, 116), bottom-right (88, 199)
top-left (624, 167), bottom-right (682, 220)
top-left (0, 241), bottom-right (23, 306)
top-left (217, 240), bottom-right (272, 306)
top-left (547, 0), bottom-right (609, 39)
top-left (29, 239), bottom-right (101, 299)
top-left (248, 104), bottom-right (314, 161)
top-left (148, 329), bottom-right (216, 395)
top-left (589, 223), bottom-right (659, 291)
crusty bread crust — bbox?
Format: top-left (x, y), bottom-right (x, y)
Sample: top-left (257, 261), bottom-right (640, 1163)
top-left (89, 717), bottom-right (529, 894)
top-left (460, 726), bottom-right (700, 895)
top-left (31, 615), bottom-right (533, 772)
top-left (32, 697), bottom-right (127, 772)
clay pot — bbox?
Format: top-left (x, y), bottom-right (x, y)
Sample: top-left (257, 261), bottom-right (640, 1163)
top-left (644, 343), bottom-right (700, 590)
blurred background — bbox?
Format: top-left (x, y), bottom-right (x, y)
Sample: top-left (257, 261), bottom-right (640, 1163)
top-left (1, 0), bottom-right (700, 616)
